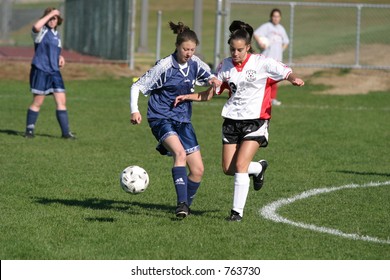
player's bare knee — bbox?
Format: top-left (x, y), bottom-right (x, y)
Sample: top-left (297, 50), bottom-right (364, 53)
top-left (222, 165), bottom-right (235, 176)
top-left (192, 165), bottom-right (204, 178)
top-left (30, 103), bottom-right (42, 111)
top-left (235, 162), bottom-right (249, 173)
top-left (172, 150), bottom-right (187, 164)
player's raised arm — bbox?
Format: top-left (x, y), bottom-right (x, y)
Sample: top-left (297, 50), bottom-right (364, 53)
top-left (33, 9), bottom-right (61, 32)
top-left (174, 86), bottom-right (216, 107)
top-left (174, 77), bottom-right (221, 107)
top-left (286, 73), bottom-right (305, 86)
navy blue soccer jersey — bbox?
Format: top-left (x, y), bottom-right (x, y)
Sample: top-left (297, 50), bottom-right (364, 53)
top-left (31, 25), bottom-right (62, 73)
top-left (135, 53), bottom-right (213, 123)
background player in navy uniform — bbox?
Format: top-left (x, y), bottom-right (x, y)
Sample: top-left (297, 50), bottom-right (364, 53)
top-left (24, 7), bottom-right (75, 139)
top-left (175, 20), bottom-right (304, 222)
top-left (130, 21), bottom-right (220, 218)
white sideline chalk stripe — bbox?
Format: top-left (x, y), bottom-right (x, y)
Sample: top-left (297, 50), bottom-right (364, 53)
top-left (260, 181), bottom-right (390, 244)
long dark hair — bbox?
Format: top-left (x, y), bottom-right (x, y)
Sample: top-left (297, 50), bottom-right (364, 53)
top-left (228, 20), bottom-right (254, 53)
top-left (169, 21), bottom-right (199, 46)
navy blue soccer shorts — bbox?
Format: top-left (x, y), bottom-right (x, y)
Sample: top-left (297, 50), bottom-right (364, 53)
top-left (149, 119), bottom-right (200, 156)
top-left (30, 65), bottom-right (66, 95)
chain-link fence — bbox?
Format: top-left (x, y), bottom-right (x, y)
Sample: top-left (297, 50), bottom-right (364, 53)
top-left (3, 0), bottom-right (390, 71)
top-left (216, 0), bottom-right (390, 70)
top-left (0, 0), bottom-right (64, 46)
top-left (64, 0), bottom-right (130, 61)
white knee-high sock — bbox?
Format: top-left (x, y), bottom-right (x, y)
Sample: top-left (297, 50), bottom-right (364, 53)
top-left (248, 161), bottom-right (262, 176)
top-left (232, 173), bottom-right (250, 217)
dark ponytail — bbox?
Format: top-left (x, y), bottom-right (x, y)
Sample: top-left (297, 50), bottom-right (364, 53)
top-left (169, 21), bottom-right (199, 46)
top-left (228, 20), bottom-right (254, 53)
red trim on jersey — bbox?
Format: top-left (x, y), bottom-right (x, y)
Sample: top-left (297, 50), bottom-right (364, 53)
top-left (261, 77), bottom-right (275, 119)
top-left (233, 53), bottom-right (251, 72)
top-left (271, 83), bottom-right (278, 100)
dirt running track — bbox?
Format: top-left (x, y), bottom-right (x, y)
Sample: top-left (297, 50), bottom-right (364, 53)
top-left (1, 46), bottom-right (390, 95)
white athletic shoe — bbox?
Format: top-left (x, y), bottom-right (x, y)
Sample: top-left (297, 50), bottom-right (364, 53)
top-left (272, 99), bottom-right (282, 106)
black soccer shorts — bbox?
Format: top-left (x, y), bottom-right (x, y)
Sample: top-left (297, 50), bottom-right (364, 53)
top-left (222, 118), bottom-right (269, 147)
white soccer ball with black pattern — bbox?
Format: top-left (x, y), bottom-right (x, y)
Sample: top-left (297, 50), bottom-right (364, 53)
top-left (258, 36), bottom-right (270, 49)
top-left (120, 166), bottom-right (149, 194)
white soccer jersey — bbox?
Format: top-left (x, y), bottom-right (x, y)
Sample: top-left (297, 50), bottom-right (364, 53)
top-left (216, 53), bottom-right (291, 120)
top-left (254, 22), bottom-right (289, 62)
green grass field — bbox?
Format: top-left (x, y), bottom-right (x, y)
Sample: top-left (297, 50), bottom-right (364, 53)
top-left (1, 77), bottom-right (389, 260)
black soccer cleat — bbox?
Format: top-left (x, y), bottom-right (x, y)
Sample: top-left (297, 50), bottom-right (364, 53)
top-left (62, 132), bottom-right (76, 140)
top-left (253, 160), bottom-right (268, 191)
top-left (226, 209), bottom-right (242, 222)
top-left (175, 202), bottom-right (189, 219)
top-left (24, 130), bottom-right (35, 138)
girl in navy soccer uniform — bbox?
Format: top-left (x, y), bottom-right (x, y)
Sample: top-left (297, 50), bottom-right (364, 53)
top-left (25, 7), bottom-right (75, 139)
top-left (130, 22), bottom-right (220, 218)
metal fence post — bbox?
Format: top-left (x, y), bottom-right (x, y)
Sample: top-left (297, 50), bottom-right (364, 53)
top-left (223, 0), bottom-right (231, 58)
top-left (128, 0), bottom-right (136, 70)
top-left (214, 0), bottom-right (223, 70)
top-left (138, 0), bottom-right (148, 52)
top-left (156, 10), bottom-right (162, 62)
top-left (355, 4), bottom-right (362, 68)
top-left (193, 0), bottom-right (203, 55)
top-left (0, 0), bottom-right (12, 43)
top-left (288, 2), bottom-right (295, 66)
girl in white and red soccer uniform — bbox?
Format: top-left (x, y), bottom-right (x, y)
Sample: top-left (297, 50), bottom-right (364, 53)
top-left (218, 20), bottom-right (304, 221)
top-left (175, 20), bottom-right (304, 221)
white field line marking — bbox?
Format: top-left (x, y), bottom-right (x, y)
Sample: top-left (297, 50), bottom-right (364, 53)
top-left (260, 181), bottom-right (390, 244)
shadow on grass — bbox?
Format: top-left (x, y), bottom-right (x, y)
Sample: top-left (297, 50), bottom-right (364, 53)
top-left (0, 129), bottom-right (23, 136)
top-left (32, 197), bottom-right (212, 220)
top-left (84, 217), bottom-right (116, 223)
top-left (0, 129), bottom-right (58, 139)
top-left (336, 170), bottom-right (390, 177)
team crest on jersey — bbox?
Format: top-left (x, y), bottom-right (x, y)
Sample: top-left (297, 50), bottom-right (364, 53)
top-left (245, 70), bottom-right (256, 82)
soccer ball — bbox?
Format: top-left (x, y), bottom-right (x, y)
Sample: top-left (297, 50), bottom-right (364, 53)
top-left (258, 36), bottom-right (270, 49)
top-left (120, 165), bottom-right (149, 194)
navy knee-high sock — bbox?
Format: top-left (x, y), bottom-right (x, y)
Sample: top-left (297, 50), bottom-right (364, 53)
top-left (26, 109), bottom-right (39, 133)
top-left (187, 179), bottom-right (201, 207)
top-left (172, 166), bottom-right (188, 204)
top-left (56, 110), bottom-right (70, 136)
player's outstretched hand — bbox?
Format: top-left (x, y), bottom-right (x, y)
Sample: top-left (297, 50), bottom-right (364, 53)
top-left (292, 78), bottom-right (304, 87)
top-left (209, 77), bottom-right (222, 90)
top-left (287, 73), bottom-right (305, 87)
top-left (131, 112), bottom-right (142, 125)
top-left (174, 95), bottom-right (186, 107)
